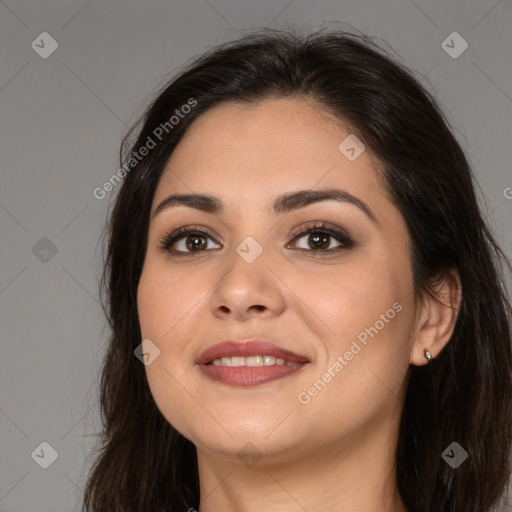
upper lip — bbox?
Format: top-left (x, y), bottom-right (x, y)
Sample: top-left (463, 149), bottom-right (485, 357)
top-left (196, 340), bottom-right (310, 365)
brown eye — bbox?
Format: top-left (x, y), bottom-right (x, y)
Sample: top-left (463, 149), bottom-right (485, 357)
top-left (289, 223), bottom-right (354, 253)
top-left (293, 232), bottom-right (342, 251)
top-left (184, 234), bottom-right (208, 251)
top-left (159, 226), bottom-right (221, 254)
top-left (310, 233), bottom-right (331, 250)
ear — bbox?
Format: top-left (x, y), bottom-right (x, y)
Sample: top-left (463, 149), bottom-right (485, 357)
top-left (410, 268), bottom-right (462, 366)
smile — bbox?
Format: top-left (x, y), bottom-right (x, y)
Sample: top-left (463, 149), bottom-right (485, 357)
top-left (197, 340), bottom-right (310, 386)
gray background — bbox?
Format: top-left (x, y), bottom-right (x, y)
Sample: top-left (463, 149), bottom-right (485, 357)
top-left (1, 1), bottom-right (511, 511)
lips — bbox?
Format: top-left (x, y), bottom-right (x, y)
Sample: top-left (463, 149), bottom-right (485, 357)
top-left (196, 340), bottom-right (310, 387)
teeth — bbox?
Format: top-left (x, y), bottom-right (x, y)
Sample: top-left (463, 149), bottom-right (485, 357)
top-left (209, 355), bottom-right (300, 367)
top-left (263, 355), bottom-right (276, 365)
top-left (246, 355), bottom-right (263, 367)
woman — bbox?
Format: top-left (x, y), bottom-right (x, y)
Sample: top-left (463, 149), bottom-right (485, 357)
top-left (83, 29), bottom-right (512, 511)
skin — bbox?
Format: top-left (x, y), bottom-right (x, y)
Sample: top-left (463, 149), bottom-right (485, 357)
top-left (137, 97), bottom-right (461, 512)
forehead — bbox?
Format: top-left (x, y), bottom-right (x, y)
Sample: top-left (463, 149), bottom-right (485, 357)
top-left (153, 97), bottom-right (385, 208)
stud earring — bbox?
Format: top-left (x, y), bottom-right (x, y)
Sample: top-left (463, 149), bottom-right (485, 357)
top-left (424, 348), bottom-right (433, 363)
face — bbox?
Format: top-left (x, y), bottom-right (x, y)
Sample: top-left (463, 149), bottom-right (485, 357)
top-left (137, 97), bottom-right (417, 462)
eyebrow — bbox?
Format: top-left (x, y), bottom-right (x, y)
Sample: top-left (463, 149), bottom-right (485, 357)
top-left (153, 188), bottom-right (377, 223)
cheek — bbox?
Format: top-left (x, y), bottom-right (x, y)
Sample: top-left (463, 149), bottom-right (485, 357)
top-left (296, 252), bottom-right (411, 348)
top-left (136, 262), bottom-right (205, 436)
top-left (137, 259), bottom-right (204, 343)
top-left (136, 261), bottom-right (198, 394)
top-left (295, 251), bottom-right (414, 412)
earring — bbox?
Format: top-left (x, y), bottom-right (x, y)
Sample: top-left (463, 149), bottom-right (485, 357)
top-left (424, 348), bottom-right (433, 363)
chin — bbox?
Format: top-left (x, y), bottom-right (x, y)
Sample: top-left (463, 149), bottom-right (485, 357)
top-left (185, 418), bottom-right (306, 459)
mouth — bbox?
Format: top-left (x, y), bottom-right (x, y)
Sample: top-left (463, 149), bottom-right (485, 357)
top-left (196, 340), bottom-right (310, 387)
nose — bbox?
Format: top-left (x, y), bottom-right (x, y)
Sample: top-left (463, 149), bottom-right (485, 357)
top-left (209, 248), bottom-right (286, 322)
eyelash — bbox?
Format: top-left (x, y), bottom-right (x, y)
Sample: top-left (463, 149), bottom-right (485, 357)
top-left (158, 222), bottom-right (354, 257)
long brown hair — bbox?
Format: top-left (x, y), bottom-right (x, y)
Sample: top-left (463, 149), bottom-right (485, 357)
top-left (83, 29), bottom-right (512, 511)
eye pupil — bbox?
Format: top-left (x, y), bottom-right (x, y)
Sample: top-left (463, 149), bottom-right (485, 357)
top-left (186, 235), bottom-right (207, 251)
top-left (309, 233), bottom-right (329, 249)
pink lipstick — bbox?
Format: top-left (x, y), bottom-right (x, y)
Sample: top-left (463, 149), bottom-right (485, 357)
top-left (196, 341), bottom-right (309, 387)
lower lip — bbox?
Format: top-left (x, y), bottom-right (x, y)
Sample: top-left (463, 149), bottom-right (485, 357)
top-left (198, 363), bottom-right (306, 386)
